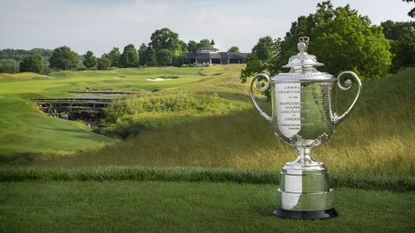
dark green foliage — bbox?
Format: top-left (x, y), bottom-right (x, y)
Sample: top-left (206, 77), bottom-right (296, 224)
top-left (227, 46), bottom-right (240, 52)
top-left (157, 49), bottom-right (172, 66)
top-left (145, 47), bottom-right (158, 66)
top-left (19, 55), bottom-right (43, 73)
top-left (240, 37), bottom-right (279, 82)
top-left (277, 1), bottom-right (391, 79)
top-left (198, 38), bottom-right (211, 48)
top-left (381, 20), bottom-right (415, 71)
top-left (252, 36), bottom-right (275, 61)
top-left (311, 3), bottom-right (391, 79)
top-left (49, 46), bottom-right (79, 70)
top-left (138, 43), bottom-right (148, 65)
top-left (97, 56), bottom-right (111, 70)
top-left (187, 40), bottom-right (198, 52)
top-left (179, 40), bottom-right (187, 52)
top-left (120, 44), bottom-right (139, 68)
top-left (83, 50), bottom-right (96, 68)
top-left (0, 59), bottom-right (19, 73)
top-left (0, 166), bottom-right (413, 191)
top-left (243, 1), bottom-right (392, 81)
top-left (149, 28), bottom-right (182, 57)
top-left (107, 47), bottom-right (121, 67)
top-left (0, 48), bottom-right (53, 62)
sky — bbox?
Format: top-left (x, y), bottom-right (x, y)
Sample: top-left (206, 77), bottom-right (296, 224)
top-left (0, 0), bottom-right (412, 55)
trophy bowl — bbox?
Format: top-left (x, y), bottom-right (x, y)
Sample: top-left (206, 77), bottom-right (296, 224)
top-left (249, 37), bottom-right (362, 219)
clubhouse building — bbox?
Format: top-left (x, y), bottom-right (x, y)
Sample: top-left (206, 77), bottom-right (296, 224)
top-left (187, 46), bottom-right (248, 65)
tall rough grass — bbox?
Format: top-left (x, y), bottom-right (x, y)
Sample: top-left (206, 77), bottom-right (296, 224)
top-left (26, 67), bottom-right (415, 176)
top-left (101, 92), bottom-right (249, 137)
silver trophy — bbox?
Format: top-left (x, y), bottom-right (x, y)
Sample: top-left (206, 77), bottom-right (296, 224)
top-left (250, 37), bottom-right (362, 219)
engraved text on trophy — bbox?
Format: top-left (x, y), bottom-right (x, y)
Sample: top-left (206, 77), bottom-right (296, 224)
top-left (276, 81), bottom-right (301, 138)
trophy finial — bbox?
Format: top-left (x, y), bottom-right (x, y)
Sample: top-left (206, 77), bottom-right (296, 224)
top-left (283, 36), bottom-right (324, 71)
top-left (297, 36), bottom-right (309, 53)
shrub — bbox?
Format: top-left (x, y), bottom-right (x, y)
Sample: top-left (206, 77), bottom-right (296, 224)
top-left (0, 59), bottom-right (19, 73)
top-left (20, 55), bottom-right (44, 73)
top-left (97, 56), bottom-right (111, 70)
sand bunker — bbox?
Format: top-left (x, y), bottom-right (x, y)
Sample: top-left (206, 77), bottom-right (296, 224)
top-left (147, 78), bottom-right (174, 81)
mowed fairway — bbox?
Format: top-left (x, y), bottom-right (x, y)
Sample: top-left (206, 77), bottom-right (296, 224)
top-left (0, 66), bottom-right (244, 160)
top-left (0, 181), bottom-right (414, 233)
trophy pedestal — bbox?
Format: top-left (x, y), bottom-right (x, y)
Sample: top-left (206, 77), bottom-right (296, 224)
top-left (274, 162), bottom-right (338, 219)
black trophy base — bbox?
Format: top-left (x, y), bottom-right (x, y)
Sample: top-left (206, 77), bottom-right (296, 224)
top-left (273, 208), bottom-right (338, 219)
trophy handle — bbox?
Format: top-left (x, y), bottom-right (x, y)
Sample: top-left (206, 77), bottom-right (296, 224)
top-left (249, 73), bottom-right (273, 123)
top-left (331, 71), bottom-right (362, 125)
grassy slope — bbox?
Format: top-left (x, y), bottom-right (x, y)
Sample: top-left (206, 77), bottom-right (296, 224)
top-left (1, 66), bottom-right (414, 175)
top-left (0, 96), bottom-right (109, 158)
top-left (37, 68), bottom-right (415, 175)
top-left (0, 66), bottom-right (232, 159)
top-left (0, 181), bottom-right (414, 233)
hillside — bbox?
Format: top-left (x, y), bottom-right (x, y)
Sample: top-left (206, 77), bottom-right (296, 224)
top-left (18, 66), bottom-right (414, 176)
top-left (0, 65), bottom-right (245, 161)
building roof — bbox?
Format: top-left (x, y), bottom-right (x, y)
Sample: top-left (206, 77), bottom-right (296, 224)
top-left (187, 51), bottom-right (248, 60)
top-left (226, 52), bottom-right (249, 59)
top-left (197, 46), bottom-right (220, 52)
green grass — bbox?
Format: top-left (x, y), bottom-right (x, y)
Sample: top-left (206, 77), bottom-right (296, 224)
top-left (1, 65), bottom-right (415, 176)
top-left (0, 166), bottom-right (413, 191)
top-left (0, 66), bottom-right (245, 159)
top-left (0, 96), bottom-right (111, 160)
top-left (0, 181), bottom-right (414, 233)
top-left (1, 66), bottom-right (414, 233)
top-left (35, 67), bottom-right (415, 175)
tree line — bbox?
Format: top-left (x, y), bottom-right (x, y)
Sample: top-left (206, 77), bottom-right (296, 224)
top-left (1, 1), bottom-right (413, 77)
top-left (241, 1), bottom-right (415, 81)
top-left (0, 29), bottom-right (241, 73)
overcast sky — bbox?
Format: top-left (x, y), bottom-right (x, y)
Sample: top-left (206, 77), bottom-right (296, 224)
top-left (0, 0), bottom-right (412, 55)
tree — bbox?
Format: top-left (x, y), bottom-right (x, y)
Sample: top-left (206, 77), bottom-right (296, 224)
top-left (108, 47), bottom-right (121, 67)
top-left (138, 43), bottom-right (148, 66)
top-left (83, 50), bottom-right (96, 68)
top-left (252, 36), bottom-right (276, 62)
top-left (309, 2), bottom-right (391, 79)
top-left (187, 40), bottom-right (198, 52)
top-left (179, 40), bottom-right (187, 52)
top-left (97, 56), bottom-right (111, 70)
top-left (0, 59), bottom-right (19, 73)
top-left (381, 20), bottom-right (415, 70)
top-left (149, 28), bottom-right (182, 57)
top-left (210, 39), bottom-right (215, 46)
top-left (145, 47), bottom-right (158, 66)
top-left (49, 46), bottom-right (79, 70)
top-left (157, 49), bottom-right (173, 66)
top-left (120, 44), bottom-right (139, 68)
top-left (402, 0), bottom-right (415, 17)
top-left (20, 54), bottom-right (43, 73)
top-left (228, 46), bottom-right (240, 52)
top-left (198, 39), bottom-right (211, 48)
top-left (240, 36), bottom-right (279, 82)
top-left (0, 48), bottom-right (53, 62)
top-left (243, 1), bottom-right (392, 81)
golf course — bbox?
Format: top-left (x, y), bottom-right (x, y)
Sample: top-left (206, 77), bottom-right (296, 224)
top-left (0, 64), bottom-right (414, 232)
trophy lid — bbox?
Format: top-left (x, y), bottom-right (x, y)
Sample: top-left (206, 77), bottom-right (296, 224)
top-left (283, 37), bottom-right (324, 72)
